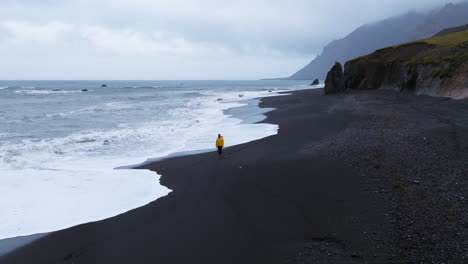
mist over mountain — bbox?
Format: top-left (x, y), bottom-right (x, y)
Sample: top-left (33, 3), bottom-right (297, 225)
top-left (289, 1), bottom-right (468, 80)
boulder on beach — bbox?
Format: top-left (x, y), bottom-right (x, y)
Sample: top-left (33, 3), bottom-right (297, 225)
top-left (324, 62), bottom-right (345, 94)
top-left (311, 79), bottom-right (320, 85)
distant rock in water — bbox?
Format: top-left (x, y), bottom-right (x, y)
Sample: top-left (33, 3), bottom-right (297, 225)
top-left (311, 79), bottom-right (320, 85)
top-left (101, 84), bottom-right (107, 87)
top-left (324, 62), bottom-right (345, 94)
top-left (81, 89), bottom-right (88, 92)
top-left (339, 25), bottom-right (468, 99)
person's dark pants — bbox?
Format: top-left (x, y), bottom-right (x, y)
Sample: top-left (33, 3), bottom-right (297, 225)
top-left (217, 146), bottom-right (223, 156)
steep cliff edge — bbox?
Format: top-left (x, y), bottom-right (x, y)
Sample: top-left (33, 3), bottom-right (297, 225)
top-left (341, 27), bottom-right (468, 99)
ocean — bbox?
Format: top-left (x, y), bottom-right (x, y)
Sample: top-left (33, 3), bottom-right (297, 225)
top-left (0, 80), bottom-right (319, 240)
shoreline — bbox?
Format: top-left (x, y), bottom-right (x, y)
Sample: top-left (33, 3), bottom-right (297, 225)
top-left (0, 80), bottom-right (308, 244)
top-left (0, 92), bottom-right (288, 256)
top-left (2, 88), bottom-right (467, 263)
top-left (119, 96), bottom-right (282, 169)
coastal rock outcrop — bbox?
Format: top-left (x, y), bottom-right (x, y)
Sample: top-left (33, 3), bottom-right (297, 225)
top-left (311, 79), bottom-right (320, 85)
top-left (326, 25), bottom-right (468, 99)
top-left (324, 62), bottom-right (345, 94)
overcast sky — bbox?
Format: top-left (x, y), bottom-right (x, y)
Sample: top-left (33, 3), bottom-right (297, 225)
top-left (0, 0), bottom-right (464, 80)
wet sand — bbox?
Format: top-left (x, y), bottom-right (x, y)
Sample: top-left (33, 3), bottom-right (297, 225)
top-left (2, 88), bottom-right (467, 263)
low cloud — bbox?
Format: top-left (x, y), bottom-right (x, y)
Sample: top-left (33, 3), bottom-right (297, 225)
top-left (2, 21), bottom-right (73, 45)
top-left (80, 26), bottom-right (229, 56)
top-left (0, 0), bottom-right (465, 79)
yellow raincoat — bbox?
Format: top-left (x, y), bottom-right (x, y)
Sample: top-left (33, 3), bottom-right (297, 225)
top-left (216, 136), bottom-right (224, 147)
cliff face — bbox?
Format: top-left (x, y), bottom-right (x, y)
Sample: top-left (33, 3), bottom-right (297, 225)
top-left (340, 27), bottom-right (468, 99)
top-left (289, 2), bottom-right (468, 80)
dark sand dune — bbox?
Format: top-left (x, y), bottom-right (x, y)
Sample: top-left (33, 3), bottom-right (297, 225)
top-left (2, 89), bottom-right (467, 263)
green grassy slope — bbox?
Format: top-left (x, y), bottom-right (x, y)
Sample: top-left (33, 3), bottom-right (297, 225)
top-left (394, 29), bottom-right (468, 47)
top-left (349, 29), bottom-right (468, 72)
top-left (405, 30), bottom-right (468, 77)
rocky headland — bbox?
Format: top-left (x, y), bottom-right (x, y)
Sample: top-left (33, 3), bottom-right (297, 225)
top-left (325, 25), bottom-right (468, 99)
top-left (289, 2), bottom-right (468, 80)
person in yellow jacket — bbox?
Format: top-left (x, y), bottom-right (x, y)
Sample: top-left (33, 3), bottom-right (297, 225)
top-left (216, 134), bottom-right (224, 156)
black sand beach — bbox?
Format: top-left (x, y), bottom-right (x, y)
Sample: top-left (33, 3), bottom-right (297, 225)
top-left (2, 88), bottom-right (467, 263)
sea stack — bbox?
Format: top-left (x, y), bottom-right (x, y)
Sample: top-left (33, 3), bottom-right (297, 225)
top-left (311, 79), bottom-right (320, 85)
top-left (324, 62), bottom-right (345, 94)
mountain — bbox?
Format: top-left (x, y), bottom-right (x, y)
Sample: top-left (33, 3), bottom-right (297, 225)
top-left (325, 25), bottom-right (468, 99)
top-left (289, 1), bottom-right (468, 80)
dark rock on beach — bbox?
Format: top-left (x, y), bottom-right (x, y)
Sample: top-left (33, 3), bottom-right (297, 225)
top-left (324, 62), bottom-right (345, 94)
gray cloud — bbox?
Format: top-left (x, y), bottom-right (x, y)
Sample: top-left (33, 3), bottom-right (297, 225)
top-left (0, 0), bottom-right (466, 79)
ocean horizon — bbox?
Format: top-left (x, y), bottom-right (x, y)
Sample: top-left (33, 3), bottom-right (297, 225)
top-left (0, 80), bottom-right (321, 241)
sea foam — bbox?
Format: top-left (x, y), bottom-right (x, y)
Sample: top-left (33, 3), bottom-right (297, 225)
top-left (0, 89), bottom-right (287, 240)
